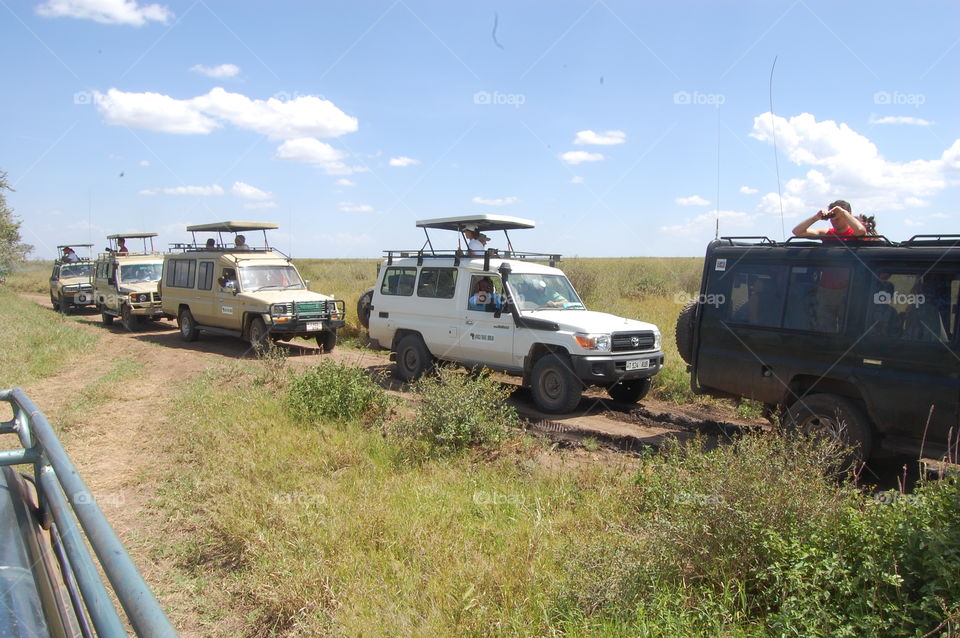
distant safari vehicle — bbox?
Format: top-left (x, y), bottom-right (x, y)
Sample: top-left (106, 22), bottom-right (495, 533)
top-left (362, 215), bottom-right (664, 413)
top-left (93, 233), bottom-right (170, 331)
top-left (49, 244), bottom-right (95, 313)
top-left (159, 221), bottom-right (346, 351)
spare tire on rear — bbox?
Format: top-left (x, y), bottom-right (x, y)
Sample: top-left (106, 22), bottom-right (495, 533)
top-left (675, 299), bottom-right (698, 366)
top-left (357, 288), bottom-right (374, 329)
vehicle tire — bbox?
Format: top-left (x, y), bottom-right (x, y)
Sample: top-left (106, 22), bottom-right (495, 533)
top-left (178, 307), bottom-right (199, 342)
top-left (395, 334), bottom-right (433, 382)
top-left (675, 299), bottom-right (698, 366)
top-left (121, 305), bottom-right (143, 332)
top-left (248, 316), bottom-right (269, 352)
top-left (607, 377), bottom-right (652, 404)
top-left (783, 394), bottom-right (874, 469)
top-left (317, 329), bottom-right (337, 353)
top-left (58, 295), bottom-right (71, 315)
top-left (101, 307), bottom-right (114, 326)
top-left (51, 294), bottom-right (57, 309)
top-left (357, 288), bottom-right (374, 329)
top-left (530, 354), bottom-right (583, 414)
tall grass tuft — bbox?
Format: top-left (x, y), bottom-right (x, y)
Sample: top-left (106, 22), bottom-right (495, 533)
top-left (287, 359), bottom-right (391, 426)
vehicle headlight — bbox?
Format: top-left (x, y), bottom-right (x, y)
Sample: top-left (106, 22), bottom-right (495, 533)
top-left (271, 303), bottom-right (291, 317)
top-left (574, 333), bottom-right (611, 352)
top-left (653, 329), bottom-right (662, 351)
top-left (132, 293), bottom-right (150, 302)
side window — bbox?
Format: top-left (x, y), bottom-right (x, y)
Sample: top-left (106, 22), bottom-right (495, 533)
top-left (467, 275), bottom-right (504, 312)
top-left (417, 267), bottom-right (458, 299)
top-left (725, 265), bottom-right (787, 327)
top-left (218, 268), bottom-right (237, 289)
top-left (165, 261), bottom-right (175, 287)
top-left (380, 267), bottom-right (417, 296)
top-left (198, 261), bottom-right (214, 291)
top-left (168, 259), bottom-right (197, 288)
top-left (867, 272), bottom-right (958, 342)
top-left (783, 265), bottom-right (851, 333)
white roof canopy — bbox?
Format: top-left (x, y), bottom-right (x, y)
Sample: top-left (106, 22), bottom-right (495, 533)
top-left (185, 221), bottom-right (279, 233)
top-left (416, 214), bottom-right (535, 232)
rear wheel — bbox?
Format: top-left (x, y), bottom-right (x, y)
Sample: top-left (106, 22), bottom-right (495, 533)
top-left (357, 288), bottom-right (374, 329)
top-left (121, 305), bottom-right (143, 332)
top-left (395, 334), bottom-right (433, 381)
top-left (607, 377), bottom-right (652, 404)
top-left (248, 317), bottom-right (269, 353)
top-left (316, 329), bottom-right (337, 353)
top-left (783, 394), bottom-right (873, 470)
top-left (530, 354), bottom-right (582, 414)
top-left (178, 307), bottom-right (199, 342)
top-left (675, 299), bottom-right (698, 365)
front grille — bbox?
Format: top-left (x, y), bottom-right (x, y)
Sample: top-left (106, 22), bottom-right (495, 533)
top-left (80, 284), bottom-right (93, 291)
top-left (611, 331), bottom-right (655, 352)
top-left (295, 300), bottom-right (328, 317)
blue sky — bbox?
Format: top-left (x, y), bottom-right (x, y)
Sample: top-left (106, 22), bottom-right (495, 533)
top-left (2, 0), bottom-right (958, 259)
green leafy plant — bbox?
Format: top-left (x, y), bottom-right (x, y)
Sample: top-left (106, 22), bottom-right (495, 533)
top-left (287, 359), bottom-right (391, 426)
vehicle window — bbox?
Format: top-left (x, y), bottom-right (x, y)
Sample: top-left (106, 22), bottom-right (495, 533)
top-left (867, 272), bottom-right (958, 342)
top-left (783, 265), bottom-right (850, 333)
top-left (509, 273), bottom-right (584, 310)
top-left (59, 263), bottom-right (92, 278)
top-left (467, 275), bottom-right (505, 312)
top-left (166, 259), bottom-right (196, 288)
top-left (238, 265), bottom-right (303, 292)
top-left (218, 268), bottom-right (237, 289)
top-left (417, 267), bottom-right (458, 299)
top-left (381, 267), bottom-right (417, 296)
top-left (198, 261), bottom-right (214, 291)
top-left (120, 262), bottom-right (163, 284)
top-left (726, 265), bottom-right (787, 327)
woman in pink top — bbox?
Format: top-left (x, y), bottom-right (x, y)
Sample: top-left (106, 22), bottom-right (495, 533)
top-left (791, 200), bottom-right (866, 240)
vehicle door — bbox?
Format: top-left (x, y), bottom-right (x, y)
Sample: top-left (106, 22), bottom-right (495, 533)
top-left (853, 266), bottom-right (960, 451)
top-left (49, 264), bottom-right (60, 299)
top-left (411, 266), bottom-right (461, 358)
top-left (214, 261), bottom-right (242, 330)
top-left (460, 274), bottom-right (515, 369)
top-left (191, 259), bottom-right (217, 324)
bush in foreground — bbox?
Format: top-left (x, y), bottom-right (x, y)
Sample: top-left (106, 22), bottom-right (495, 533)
top-left (287, 359), bottom-right (390, 426)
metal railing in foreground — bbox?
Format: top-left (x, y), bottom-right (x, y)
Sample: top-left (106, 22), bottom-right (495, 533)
top-left (0, 387), bottom-right (177, 637)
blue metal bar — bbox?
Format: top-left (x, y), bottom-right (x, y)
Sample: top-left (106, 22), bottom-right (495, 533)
top-left (1, 387), bottom-right (178, 637)
top-left (0, 448), bottom-right (40, 466)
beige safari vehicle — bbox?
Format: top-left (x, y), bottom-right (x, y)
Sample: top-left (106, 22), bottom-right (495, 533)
top-left (93, 233), bottom-right (170, 331)
top-left (49, 244), bottom-right (95, 314)
top-left (159, 222), bottom-right (346, 351)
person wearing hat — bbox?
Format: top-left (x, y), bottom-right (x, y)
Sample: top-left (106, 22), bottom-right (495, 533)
top-left (463, 225), bottom-right (484, 255)
top-left (62, 247), bottom-right (79, 263)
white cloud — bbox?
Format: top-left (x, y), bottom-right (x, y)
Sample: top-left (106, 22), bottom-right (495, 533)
top-left (389, 156), bottom-right (420, 167)
top-left (190, 63), bottom-right (240, 78)
top-left (661, 210), bottom-right (753, 237)
top-left (137, 160), bottom-right (150, 167)
top-left (560, 151), bottom-right (604, 165)
top-left (244, 201), bottom-right (278, 209)
top-left (676, 195), bottom-right (709, 206)
top-left (275, 137), bottom-right (357, 175)
top-left (472, 196), bottom-right (519, 207)
top-left (750, 112), bottom-right (960, 214)
top-left (574, 129), bottom-right (626, 145)
top-left (904, 218), bottom-right (924, 227)
top-left (94, 87), bottom-right (358, 139)
top-left (868, 115), bottom-right (934, 126)
top-left (231, 181), bottom-right (272, 200)
top-left (338, 202), bottom-right (374, 213)
top-left (140, 184), bottom-right (224, 196)
top-left (739, 185), bottom-right (758, 194)
top-left (571, 176), bottom-right (584, 184)
top-left (904, 197), bottom-right (930, 207)
top-left (36, 0), bottom-right (172, 26)
top-left (337, 178), bottom-right (356, 187)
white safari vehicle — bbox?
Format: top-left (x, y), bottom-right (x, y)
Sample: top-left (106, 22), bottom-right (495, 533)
top-left (93, 234), bottom-right (169, 330)
top-left (159, 222), bottom-right (346, 351)
top-left (50, 244), bottom-right (95, 314)
top-left (361, 215), bottom-right (664, 413)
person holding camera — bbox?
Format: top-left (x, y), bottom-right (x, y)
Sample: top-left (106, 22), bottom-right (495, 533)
top-left (791, 199), bottom-right (866, 240)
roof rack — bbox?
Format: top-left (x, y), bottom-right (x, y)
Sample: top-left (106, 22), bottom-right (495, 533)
top-left (902, 235), bottom-right (960, 247)
top-left (718, 235), bottom-right (897, 247)
top-left (166, 241), bottom-right (290, 259)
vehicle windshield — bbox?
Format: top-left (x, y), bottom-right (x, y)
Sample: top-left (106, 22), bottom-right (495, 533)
top-left (59, 263), bottom-right (92, 278)
top-left (508, 273), bottom-right (585, 310)
top-left (119, 263), bottom-right (163, 283)
top-left (239, 265), bottom-right (304, 292)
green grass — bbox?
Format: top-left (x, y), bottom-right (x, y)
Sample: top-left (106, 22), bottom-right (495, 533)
top-left (0, 287), bottom-right (99, 387)
top-left (2, 260), bottom-right (51, 294)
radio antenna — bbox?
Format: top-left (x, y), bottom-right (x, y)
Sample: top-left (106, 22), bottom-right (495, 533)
top-left (715, 103), bottom-right (721, 240)
top-left (769, 56), bottom-right (786, 240)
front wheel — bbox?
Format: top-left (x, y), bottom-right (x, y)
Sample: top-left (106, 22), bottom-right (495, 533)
top-left (178, 307), bottom-right (199, 342)
top-left (316, 329), bottom-right (337, 353)
top-left (783, 394), bottom-right (873, 470)
top-left (101, 306), bottom-right (115, 326)
top-left (607, 377), bottom-right (652, 404)
top-left (395, 334), bottom-right (433, 381)
top-left (59, 295), bottom-right (71, 315)
top-left (121, 305), bottom-right (143, 332)
top-left (530, 354), bottom-right (583, 414)
top-left (248, 317), bottom-right (269, 353)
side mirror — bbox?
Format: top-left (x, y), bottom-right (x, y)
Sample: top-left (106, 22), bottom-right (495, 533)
top-left (304, 279), bottom-right (310, 289)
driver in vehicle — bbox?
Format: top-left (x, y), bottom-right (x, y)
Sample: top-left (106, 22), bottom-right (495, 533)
top-left (468, 277), bottom-right (503, 311)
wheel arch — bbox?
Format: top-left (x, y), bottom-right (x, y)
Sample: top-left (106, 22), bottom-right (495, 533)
top-left (522, 343), bottom-right (571, 385)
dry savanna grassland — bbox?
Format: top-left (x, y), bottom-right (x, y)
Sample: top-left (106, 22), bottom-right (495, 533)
top-left (2, 259), bottom-right (958, 637)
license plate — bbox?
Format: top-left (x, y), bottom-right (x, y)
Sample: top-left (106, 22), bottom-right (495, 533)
top-left (306, 322), bottom-right (322, 331)
top-left (626, 359), bottom-right (650, 371)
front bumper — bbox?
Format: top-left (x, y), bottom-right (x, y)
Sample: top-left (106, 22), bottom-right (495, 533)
top-left (129, 301), bottom-right (164, 317)
top-left (65, 291), bottom-right (96, 306)
top-left (571, 351), bottom-right (664, 385)
top-left (267, 317), bottom-right (346, 336)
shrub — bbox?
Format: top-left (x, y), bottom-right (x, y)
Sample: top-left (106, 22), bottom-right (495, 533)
top-left (287, 360), bottom-right (390, 426)
top-left (403, 367), bottom-right (519, 454)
